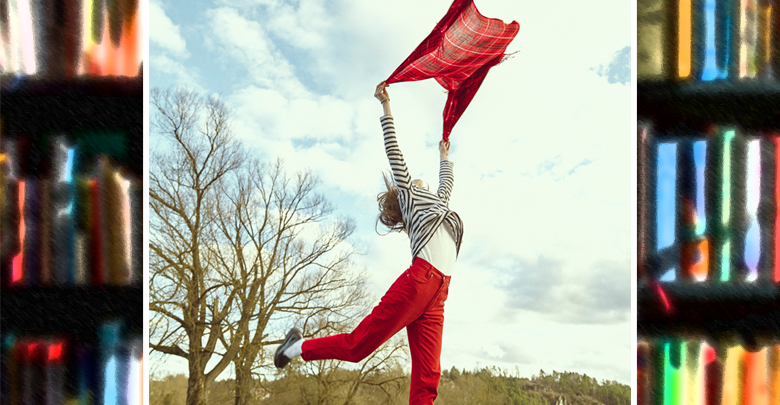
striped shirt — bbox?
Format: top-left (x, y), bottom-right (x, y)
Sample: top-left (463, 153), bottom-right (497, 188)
top-left (381, 114), bottom-right (464, 261)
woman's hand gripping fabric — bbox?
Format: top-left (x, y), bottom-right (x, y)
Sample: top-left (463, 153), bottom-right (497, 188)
top-left (375, 81), bottom-right (392, 116)
top-left (439, 140), bottom-right (450, 161)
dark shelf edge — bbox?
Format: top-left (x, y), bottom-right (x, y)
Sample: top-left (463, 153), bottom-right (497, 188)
top-left (0, 74), bottom-right (143, 97)
top-left (639, 81), bottom-right (780, 97)
top-left (637, 282), bottom-right (780, 299)
top-left (1, 287), bottom-right (143, 339)
top-left (638, 283), bottom-right (780, 338)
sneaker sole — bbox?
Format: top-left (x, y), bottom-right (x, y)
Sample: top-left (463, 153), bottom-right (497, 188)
top-left (274, 328), bottom-right (302, 368)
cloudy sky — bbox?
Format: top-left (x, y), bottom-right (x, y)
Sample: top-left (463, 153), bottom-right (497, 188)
top-left (149, 0), bottom-right (632, 384)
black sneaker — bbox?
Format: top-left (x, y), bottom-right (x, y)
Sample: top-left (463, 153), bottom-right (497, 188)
top-left (274, 327), bottom-right (302, 368)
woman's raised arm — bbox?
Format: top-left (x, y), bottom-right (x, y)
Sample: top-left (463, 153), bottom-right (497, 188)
top-left (437, 140), bottom-right (454, 204)
top-left (376, 82), bottom-right (411, 189)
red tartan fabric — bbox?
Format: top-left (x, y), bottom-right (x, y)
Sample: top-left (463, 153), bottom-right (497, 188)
top-left (386, 0), bottom-right (519, 140)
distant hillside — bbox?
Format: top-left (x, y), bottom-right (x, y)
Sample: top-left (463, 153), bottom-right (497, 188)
top-left (437, 367), bottom-right (629, 405)
top-left (151, 367), bottom-right (629, 405)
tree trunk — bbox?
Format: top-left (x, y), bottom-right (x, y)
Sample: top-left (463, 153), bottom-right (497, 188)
top-left (343, 377), bottom-right (362, 405)
top-left (234, 362), bottom-right (252, 405)
top-left (187, 364), bottom-right (206, 405)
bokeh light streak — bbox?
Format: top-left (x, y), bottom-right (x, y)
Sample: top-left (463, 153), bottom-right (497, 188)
top-left (720, 240), bottom-right (731, 282)
top-left (739, 0), bottom-right (758, 78)
top-left (679, 0), bottom-right (692, 78)
top-left (79, 0), bottom-right (142, 77)
top-left (127, 348), bottom-right (141, 405)
top-left (663, 340), bottom-right (687, 405)
top-left (743, 347), bottom-right (769, 405)
top-left (2, 0), bottom-right (142, 76)
top-left (721, 130), bottom-right (735, 226)
top-left (775, 137), bottom-right (780, 282)
top-left (658, 142), bottom-right (677, 251)
top-left (694, 141), bottom-right (707, 236)
top-left (115, 171), bottom-right (132, 282)
top-left (104, 355), bottom-right (118, 405)
top-left (744, 139), bottom-right (761, 280)
top-left (702, 0), bottom-right (728, 80)
top-left (721, 345), bottom-right (743, 405)
top-left (12, 181), bottom-right (25, 283)
top-left (18, 0), bottom-right (37, 74)
top-left (770, 345), bottom-right (780, 403)
top-left (686, 342), bottom-right (705, 405)
top-left (760, 5), bottom-right (773, 76)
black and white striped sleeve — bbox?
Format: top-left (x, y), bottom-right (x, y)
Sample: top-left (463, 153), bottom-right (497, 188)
top-left (381, 115), bottom-right (412, 190)
top-left (437, 159), bottom-right (454, 205)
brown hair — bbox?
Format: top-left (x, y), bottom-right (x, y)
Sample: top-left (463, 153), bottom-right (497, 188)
top-left (376, 172), bottom-right (405, 233)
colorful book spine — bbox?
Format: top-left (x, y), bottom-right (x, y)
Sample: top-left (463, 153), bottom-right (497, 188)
top-left (644, 126), bottom-right (779, 284)
top-left (46, 341), bottom-right (65, 405)
top-left (638, 0), bottom-right (780, 82)
top-left (699, 0), bottom-right (732, 80)
top-left (758, 0), bottom-right (776, 78)
top-left (744, 137), bottom-right (762, 281)
top-left (717, 128), bottom-right (736, 282)
top-left (681, 138), bottom-right (710, 281)
top-left (639, 0), bottom-right (670, 80)
top-left (679, 0), bottom-right (695, 79)
top-left (2, 140), bottom-right (139, 289)
top-left (0, 0), bottom-right (142, 76)
top-left (739, 0), bottom-right (761, 78)
top-left (638, 340), bottom-right (651, 405)
top-left (90, 174), bottom-right (105, 285)
top-left (657, 141), bottom-right (678, 254)
top-left (54, 141), bottom-right (77, 286)
top-left (641, 339), bottom-right (780, 404)
top-left (0, 330), bottom-right (141, 403)
top-left (639, 125), bottom-right (651, 278)
top-left (12, 180), bottom-right (26, 285)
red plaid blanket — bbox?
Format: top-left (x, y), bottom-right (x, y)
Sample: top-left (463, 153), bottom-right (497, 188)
top-left (386, 0), bottom-right (519, 141)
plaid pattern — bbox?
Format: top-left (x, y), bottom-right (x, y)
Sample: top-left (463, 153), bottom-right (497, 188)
top-left (386, 0), bottom-right (519, 140)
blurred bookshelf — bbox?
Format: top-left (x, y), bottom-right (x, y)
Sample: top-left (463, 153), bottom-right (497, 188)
top-left (0, 0), bottom-right (144, 401)
top-left (638, 0), bottom-right (780, 403)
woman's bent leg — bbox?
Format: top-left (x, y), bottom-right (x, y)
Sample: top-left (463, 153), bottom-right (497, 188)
top-left (302, 266), bottom-right (440, 363)
top-left (301, 299), bottom-right (406, 363)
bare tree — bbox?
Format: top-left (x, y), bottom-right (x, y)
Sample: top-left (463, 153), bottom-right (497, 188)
top-left (149, 87), bottom-right (364, 405)
top-left (211, 158), bottom-right (367, 405)
top-left (150, 87), bottom-right (247, 404)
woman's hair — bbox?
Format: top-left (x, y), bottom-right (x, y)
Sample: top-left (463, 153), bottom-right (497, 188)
top-left (376, 172), bottom-right (406, 233)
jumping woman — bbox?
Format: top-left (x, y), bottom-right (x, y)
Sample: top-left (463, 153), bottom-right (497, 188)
top-left (274, 81), bottom-right (464, 405)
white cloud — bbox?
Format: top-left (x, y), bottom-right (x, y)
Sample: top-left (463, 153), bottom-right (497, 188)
top-left (260, 0), bottom-right (331, 51)
top-left (150, 54), bottom-right (206, 93)
top-left (482, 344), bottom-right (507, 359)
top-left (206, 7), bottom-right (309, 96)
top-left (149, 1), bottom-right (190, 57)
top-left (229, 86), bottom-right (354, 142)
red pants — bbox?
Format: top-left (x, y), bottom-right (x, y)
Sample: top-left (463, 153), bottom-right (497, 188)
top-left (301, 258), bottom-right (451, 405)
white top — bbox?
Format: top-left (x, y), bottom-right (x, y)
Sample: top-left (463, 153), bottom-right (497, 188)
top-left (417, 222), bottom-right (457, 276)
top-left (381, 115), bottom-right (464, 261)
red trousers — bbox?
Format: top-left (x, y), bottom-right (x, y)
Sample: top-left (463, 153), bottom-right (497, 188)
top-left (301, 258), bottom-right (451, 405)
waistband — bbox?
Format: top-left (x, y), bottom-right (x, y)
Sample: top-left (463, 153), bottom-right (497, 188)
top-left (411, 257), bottom-right (449, 283)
